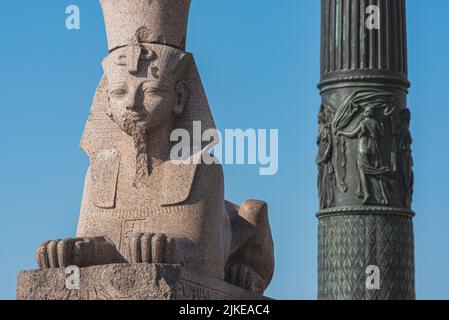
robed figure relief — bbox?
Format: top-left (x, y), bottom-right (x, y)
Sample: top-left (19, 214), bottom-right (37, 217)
top-left (393, 109), bottom-right (414, 208)
top-left (317, 104), bottom-right (336, 209)
top-left (334, 90), bottom-right (396, 205)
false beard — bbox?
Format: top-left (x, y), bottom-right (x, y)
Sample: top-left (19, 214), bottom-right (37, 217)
top-left (123, 116), bottom-right (152, 188)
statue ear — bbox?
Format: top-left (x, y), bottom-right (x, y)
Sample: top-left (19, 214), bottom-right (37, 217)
top-left (174, 80), bottom-right (188, 116)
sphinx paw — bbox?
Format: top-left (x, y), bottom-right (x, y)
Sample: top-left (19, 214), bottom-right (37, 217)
top-left (225, 264), bottom-right (265, 294)
top-left (130, 233), bottom-right (177, 264)
top-left (36, 238), bottom-right (94, 269)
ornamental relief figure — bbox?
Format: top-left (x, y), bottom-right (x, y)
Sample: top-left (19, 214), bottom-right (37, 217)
top-left (392, 109), bottom-right (414, 208)
top-left (316, 104), bottom-right (336, 209)
top-left (331, 90), bottom-right (398, 206)
top-left (317, 90), bottom-right (415, 209)
top-left (336, 106), bottom-right (393, 205)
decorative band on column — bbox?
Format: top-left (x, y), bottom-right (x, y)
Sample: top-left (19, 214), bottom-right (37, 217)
top-left (317, 206), bottom-right (415, 218)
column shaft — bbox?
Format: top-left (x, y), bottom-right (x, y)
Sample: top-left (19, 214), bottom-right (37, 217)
top-left (317, 0), bottom-right (415, 300)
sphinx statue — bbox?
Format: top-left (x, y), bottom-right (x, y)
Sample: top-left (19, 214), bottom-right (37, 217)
top-left (35, 0), bottom-right (274, 295)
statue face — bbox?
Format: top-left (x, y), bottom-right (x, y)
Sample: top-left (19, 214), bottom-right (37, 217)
top-left (364, 108), bottom-right (373, 118)
top-left (318, 105), bottom-right (332, 125)
top-left (108, 72), bottom-right (175, 135)
top-left (103, 46), bottom-right (188, 137)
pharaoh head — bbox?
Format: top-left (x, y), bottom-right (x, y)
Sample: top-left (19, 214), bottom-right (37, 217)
top-left (102, 35), bottom-right (190, 138)
top-left (98, 0), bottom-right (195, 141)
top-left (81, 0), bottom-right (216, 163)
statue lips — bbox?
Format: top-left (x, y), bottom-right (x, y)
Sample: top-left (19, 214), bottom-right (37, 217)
top-left (127, 111), bottom-right (148, 122)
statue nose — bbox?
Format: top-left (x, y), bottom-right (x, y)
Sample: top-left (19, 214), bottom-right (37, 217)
top-left (125, 103), bottom-right (138, 110)
top-left (125, 89), bottom-right (139, 110)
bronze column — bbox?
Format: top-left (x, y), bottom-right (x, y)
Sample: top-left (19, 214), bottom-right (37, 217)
top-left (317, 0), bottom-right (415, 300)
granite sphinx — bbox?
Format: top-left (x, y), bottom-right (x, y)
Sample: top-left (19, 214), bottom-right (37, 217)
top-left (27, 0), bottom-right (274, 298)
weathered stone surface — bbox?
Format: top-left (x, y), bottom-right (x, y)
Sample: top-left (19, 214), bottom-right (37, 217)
top-left (101, 0), bottom-right (191, 51)
top-left (21, 0), bottom-right (275, 299)
top-left (17, 264), bottom-right (269, 300)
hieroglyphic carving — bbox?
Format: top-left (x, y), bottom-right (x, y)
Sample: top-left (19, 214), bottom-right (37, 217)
top-left (176, 281), bottom-right (213, 300)
top-left (17, 264), bottom-right (268, 300)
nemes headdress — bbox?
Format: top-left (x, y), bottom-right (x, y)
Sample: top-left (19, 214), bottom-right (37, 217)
top-left (81, 0), bottom-right (216, 159)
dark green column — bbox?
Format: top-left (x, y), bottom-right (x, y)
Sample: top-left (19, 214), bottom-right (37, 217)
top-left (317, 0), bottom-right (415, 300)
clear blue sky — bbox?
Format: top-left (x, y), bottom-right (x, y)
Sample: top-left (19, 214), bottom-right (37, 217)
top-left (1, 0), bottom-right (448, 300)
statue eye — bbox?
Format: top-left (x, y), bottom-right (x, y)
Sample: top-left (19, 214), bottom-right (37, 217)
top-left (111, 88), bottom-right (127, 96)
top-left (143, 87), bottom-right (164, 96)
